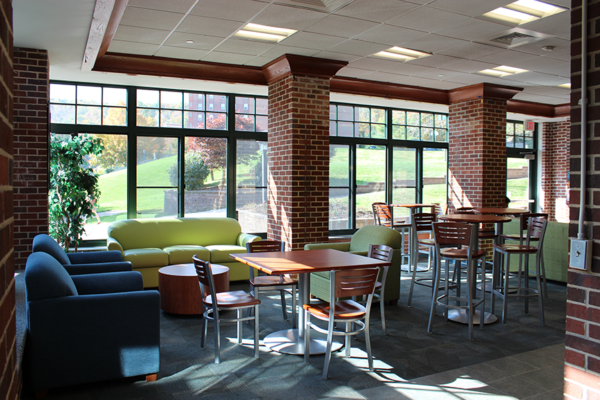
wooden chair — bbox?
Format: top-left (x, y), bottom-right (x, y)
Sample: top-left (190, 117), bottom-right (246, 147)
top-left (491, 217), bottom-right (548, 325)
top-left (246, 240), bottom-right (297, 327)
top-left (407, 212), bottom-right (437, 307)
top-left (303, 267), bottom-right (380, 380)
top-left (428, 222), bottom-right (487, 340)
top-left (193, 256), bottom-right (261, 363)
top-left (357, 244), bottom-right (393, 335)
top-left (372, 202), bottom-right (410, 266)
top-left (499, 212), bottom-right (549, 297)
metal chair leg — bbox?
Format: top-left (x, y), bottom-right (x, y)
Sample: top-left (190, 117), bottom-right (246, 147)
top-left (254, 305), bottom-right (260, 358)
top-left (237, 309), bottom-right (242, 345)
top-left (322, 324), bottom-right (334, 380)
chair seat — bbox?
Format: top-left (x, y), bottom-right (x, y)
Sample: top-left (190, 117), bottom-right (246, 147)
top-left (303, 299), bottom-right (366, 320)
top-left (250, 275), bottom-right (297, 287)
top-left (418, 238), bottom-right (435, 246)
top-left (440, 248), bottom-right (487, 260)
top-left (204, 290), bottom-right (261, 308)
top-left (493, 243), bottom-right (538, 254)
top-left (500, 233), bottom-right (540, 241)
top-left (375, 281), bottom-right (382, 290)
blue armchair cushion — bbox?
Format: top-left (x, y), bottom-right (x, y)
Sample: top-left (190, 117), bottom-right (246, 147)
top-left (25, 252), bottom-right (78, 301)
top-left (71, 271), bottom-right (144, 295)
top-left (32, 234), bottom-right (71, 265)
top-left (67, 250), bottom-right (124, 264)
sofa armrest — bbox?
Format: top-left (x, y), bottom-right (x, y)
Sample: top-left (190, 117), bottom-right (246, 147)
top-left (26, 291), bottom-right (160, 390)
top-left (67, 250), bottom-right (123, 264)
top-left (71, 271), bottom-right (144, 294)
top-left (238, 233), bottom-right (261, 247)
top-left (304, 242), bottom-right (351, 251)
top-left (107, 237), bottom-right (124, 253)
top-left (64, 261), bottom-right (133, 275)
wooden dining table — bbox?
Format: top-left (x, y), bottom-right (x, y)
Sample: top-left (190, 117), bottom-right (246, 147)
top-left (230, 249), bottom-right (392, 355)
top-left (438, 213), bottom-right (512, 325)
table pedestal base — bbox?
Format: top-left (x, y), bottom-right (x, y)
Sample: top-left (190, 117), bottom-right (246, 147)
top-left (447, 309), bottom-right (498, 325)
top-left (264, 329), bottom-right (342, 355)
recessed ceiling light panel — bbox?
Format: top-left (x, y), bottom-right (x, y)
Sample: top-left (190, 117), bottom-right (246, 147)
top-left (478, 65), bottom-right (528, 77)
top-left (374, 46), bottom-right (430, 62)
top-left (483, 0), bottom-right (567, 25)
top-left (234, 23), bottom-right (297, 43)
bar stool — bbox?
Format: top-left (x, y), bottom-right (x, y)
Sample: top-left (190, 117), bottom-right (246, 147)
top-left (491, 217), bottom-right (548, 325)
top-left (428, 222), bottom-right (487, 340)
top-left (499, 213), bottom-right (549, 298)
top-left (407, 213), bottom-right (437, 307)
top-left (372, 202), bottom-right (410, 266)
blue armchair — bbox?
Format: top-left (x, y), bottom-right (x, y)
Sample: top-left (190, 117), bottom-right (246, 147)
top-left (32, 234), bottom-right (132, 275)
top-left (24, 252), bottom-right (160, 397)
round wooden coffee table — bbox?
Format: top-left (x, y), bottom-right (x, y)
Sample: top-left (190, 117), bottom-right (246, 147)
top-left (158, 263), bottom-right (229, 315)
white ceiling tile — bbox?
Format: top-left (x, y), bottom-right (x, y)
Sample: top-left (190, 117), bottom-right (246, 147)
top-left (189, 0), bottom-right (269, 22)
top-left (177, 15), bottom-right (243, 37)
top-left (514, 38), bottom-right (570, 59)
top-left (108, 40), bottom-right (160, 56)
top-left (127, 0), bottom-right (196, 14)
top-left (257, 45), bottom-right (320, 59)
top-left (214, 38), bottom-right (275, 56)
top-left (163, 32), bottom-right (224, 50)
top-left (381, 62), bottom-right (438, 76)
top-left (438, 42), bottom-right (505, 59)
top-left (327, 40), bottom-right (389, 57)
top-left (365, 71), bottom-right (411, 82)
top-left (397, 34), bottom-right (468, 53)
top-left (435, 18), bottom-right (512, 41)
top-left (392, 76), bottom-right (449, 88)
top-left (523, 85), bottom-right (570, 97)
top-left (443, 59), bottom-right (497, 73)
top-left (252, 4), bottom-right (327, 30)
top-left (512, 92), bottom-right (564, 104)
top-left (349, 56), bottom-right (406, 71)
top-left (518, 11), bottom-right (570, 40)
top-left (475, 51), bottom-right (543, 68)
top-left (336, 67), bottom-right (377, 78)
top-left (429, 0), bottom-right (512, 17)
top-left (154, 46), bottom-right (209, 60)
top-left (503, 71), bottom-right (569, 86)
top-left (312, 51), bottom-right (364, 63)
top-left (536, 60), bottom-right (570, 77)
top-left (114, 26), bottom-right (170, 45)
top-left (335, 0), bottom-right (420, 23)
top-left (243, 56), bottom-right (274, 67)
top-left (201, 51), bottom-right (256, 64)
top-left (304, 15), bottom-right (381, 38)
top-left (408, 55), bottom-right (464, 68)
top-left (280, 32), bottom-right (347, 50)
top-left (353, 25), bottom-right (428, 46)
top-left (387, 7), bottom-right (472, 33)
top-left (120, 7), bottom-right (186, 31)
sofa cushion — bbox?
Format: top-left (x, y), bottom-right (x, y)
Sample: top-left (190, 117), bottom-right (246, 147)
top-left (124, 248), bottom-right (169, 269)
top-left (32, 234), bottom-right (71, 265)
top-left (206, 245), bottom-right (248, 263)
top-left (25, 252), bottom-right (78, 301)
top-left (164, 245), bottom-right (210, 265)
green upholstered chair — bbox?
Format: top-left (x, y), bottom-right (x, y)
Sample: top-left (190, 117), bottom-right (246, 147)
top-left (304, 225), bottom-right (403, 304)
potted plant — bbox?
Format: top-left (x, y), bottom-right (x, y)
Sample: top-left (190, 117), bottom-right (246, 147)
top-left (49, 134), bottom-right (104, 251)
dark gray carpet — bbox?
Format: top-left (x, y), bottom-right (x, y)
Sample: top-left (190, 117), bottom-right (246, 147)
top-left (19, 264), bottom-right (566, 400)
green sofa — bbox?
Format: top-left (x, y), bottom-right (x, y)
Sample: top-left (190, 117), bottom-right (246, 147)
top-left (304, 225), bottom-right (404, 303)
top-left (501, 218), bottom-right (568, 283)
top-left (107, 217), bottom-right (261, 288)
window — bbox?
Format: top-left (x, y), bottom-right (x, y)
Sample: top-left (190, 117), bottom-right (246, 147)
top-left (136, 89), bottom-right (227, 130)
top-left (506, 121), bottom-right (534, 149)
top-left (330, 105), bottom-right (386, 138)
top-left (329, 145), bottom-right (351, 230)
top-left (392, 110), bottom-right (447, 142)
top-left (236, 140), bottom-right (268, 233)
top-left (235, 97), bottom-right (268, 132)
top-left (50, 84), bottom-right (127, 126)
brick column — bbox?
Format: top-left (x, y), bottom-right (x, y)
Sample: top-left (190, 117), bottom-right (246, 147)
top-left (448, 84), bottom-right (521, 210)
top-left (12, 48), bottom-right (49, 270)
top-left (0, 0), bottom-right (18, 398)
top-left (565, 1), bottom-right (600, 398)
top-left (541, 120), bottom-right (570, 222)
top-left (262, 55), bottom-right (346, 250)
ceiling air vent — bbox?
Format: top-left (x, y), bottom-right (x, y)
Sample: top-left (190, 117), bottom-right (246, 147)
top-left (477, 28), bottom-right (552, 49)
top-left (274, 0), bottom-right (353, 12)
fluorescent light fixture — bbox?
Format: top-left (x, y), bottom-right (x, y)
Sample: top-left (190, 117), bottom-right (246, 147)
top-left (234, 23), bottom-right (296, 42)
top-left (374, 46), bottom-right (430, 61)
top-left (507, 0), bottom-right (567, 18)
top-left (558, 83), bottom-right (571, 88)
top-left (483, 0), bottom-right (567, 24)
top-left (478, 65), bottom-right (528, 77)
top-left (483, 7), bottom-right (540, 24)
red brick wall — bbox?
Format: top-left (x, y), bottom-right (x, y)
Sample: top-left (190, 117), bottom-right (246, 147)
top-left (541, 120), bottom-right (570, 222)
top-left (565, 1), bottom-right (600, 398)
top-left (267, 75), bottom-right (329, 250)
top-left (12, 48), bottom-right (49, 270)
top-left (448, 98), bottom-right (507, 210)
top-left (0, 0), bottom-right (18, 398)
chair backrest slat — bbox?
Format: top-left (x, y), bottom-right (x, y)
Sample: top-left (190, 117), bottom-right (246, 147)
top-left (526, 217), bottom-right (548, 245)
top-left (246, 240), bottom-right (285, 253)
top-left (367, 244), bottom-right (393, 262)
top-left (333, 268), bottom-right (379, 299)
top-left (433, 222), bottom-right (473, 246)
top-left (372, 202), bottom-right (394, 226)
top-left (412, 213), bottom-right (436, 233)
top-left (192, 255), bottom-right (217, 303)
